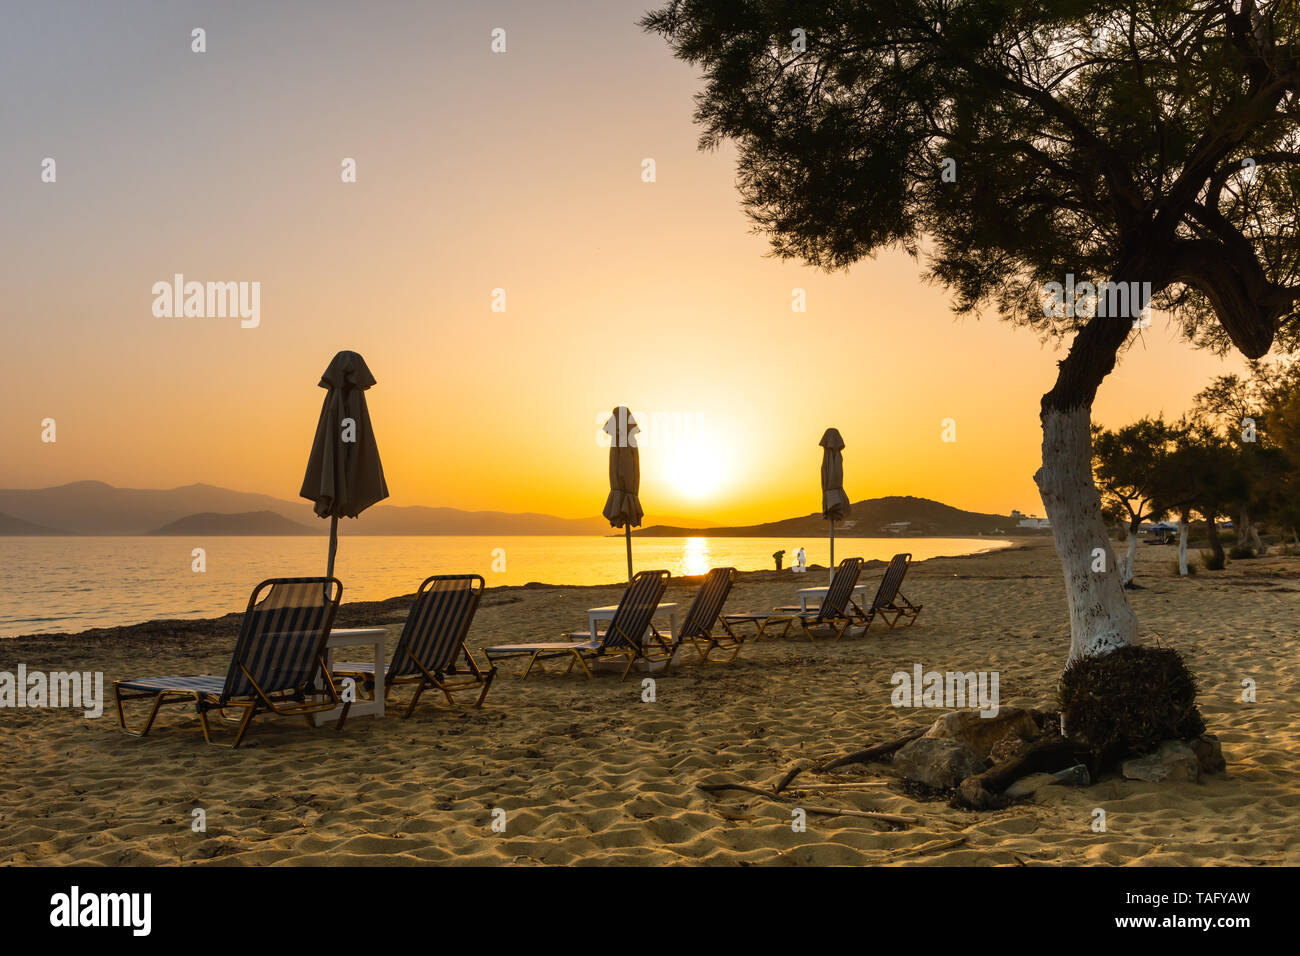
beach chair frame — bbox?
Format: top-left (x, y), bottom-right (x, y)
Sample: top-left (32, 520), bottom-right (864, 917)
top-left (676, 568), bottom-right (744, 663)
top-left (862, 553), bottom-right (923, 630)
top-left (766, 557), bottom-right (867, 641)
top-left (113, 577), bottom-right (344, 748)
top-left (333, 574), bottom-right (494, 726)
top-left (499, 570), bottom-right (671, 681)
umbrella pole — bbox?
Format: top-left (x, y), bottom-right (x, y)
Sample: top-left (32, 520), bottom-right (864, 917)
top-left (625, 524), bottom-right (633, 585)
top-left (327, 514), bottom-right (339, 580)
top-left (829, 518), bottom-right (835, 585)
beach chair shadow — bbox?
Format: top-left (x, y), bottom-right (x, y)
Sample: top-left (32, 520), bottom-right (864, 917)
top-left (332, 574), bottom-right (495, 726)
top-left (113, 577), bottom-right (343, 748)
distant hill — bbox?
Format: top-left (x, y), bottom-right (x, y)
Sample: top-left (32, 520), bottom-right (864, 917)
top-left (635, 495), bottom-right (1018, 537)
top-left (0, 481), bottom-right (701, 536)
top-left (148, 511), bottom-right (317, 536)
top-left (0, 512), bottom-right (66, 535)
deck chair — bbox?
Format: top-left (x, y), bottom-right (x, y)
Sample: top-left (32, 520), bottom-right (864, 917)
top-left (724, 557), bottom-right (866, 641)
top-left (483, 569), bottom-right (670, 680)
top-left (675, 567), bottom-right (742, 663)
top-left (114, 577), bottom-right (343, 748)
top-left (332, 574), bottom-right (494, 728)
top-left (862, 553), bottom-right (923, 629)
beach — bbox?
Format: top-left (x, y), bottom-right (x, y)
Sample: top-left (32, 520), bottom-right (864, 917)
top-left (2, 537), bottom-right (1297, 866)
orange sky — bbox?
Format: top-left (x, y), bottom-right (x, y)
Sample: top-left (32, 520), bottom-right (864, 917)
top-left (1, 1), bottom-right (1250, 526)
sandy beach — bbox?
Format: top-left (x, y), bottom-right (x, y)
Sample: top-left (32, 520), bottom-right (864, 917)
top-left (2, 537), bottom-right (1297, 866)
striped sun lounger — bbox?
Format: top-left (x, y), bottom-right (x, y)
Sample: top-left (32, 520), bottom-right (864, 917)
top-left (332, 574), bottom-right (495, 725)
top-left (861, 553), bottom-right (923, 629)
top-left (725, 557), bottom-right (866, 642)
top-left (114, 577), bottom-right (343, 748)
top-left (676, 567), bottom-right (742, 663)
top-left (484, 569), bottom-right (671, 680)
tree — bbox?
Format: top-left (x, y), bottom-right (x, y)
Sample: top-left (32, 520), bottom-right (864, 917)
top-left (645, 1), bottom-right (1300, 667)
top-left (1092, 418), bottom-right (1173, 585)
top-left (1148, 420), bottom-right (1203, 575)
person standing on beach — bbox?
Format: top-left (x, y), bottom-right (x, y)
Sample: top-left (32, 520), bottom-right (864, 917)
top-left (772, 549), bottom-right (785, 570)
top-left (794, 547), bottom-right (806, 572)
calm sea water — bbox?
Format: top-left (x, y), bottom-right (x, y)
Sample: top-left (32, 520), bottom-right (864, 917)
top-left (0, 535), bottom-right (1009, 637)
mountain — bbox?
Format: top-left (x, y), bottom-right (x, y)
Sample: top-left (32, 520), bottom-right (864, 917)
top-left (634, 495), bottom-right (1017, 537)
top-left (0, 481), bottom-right (695, 536)
top-left (148, 511), bottom-right (317, 536)
top-left (0, 512), bottom-right (66, 535)
top-left (0, 481), bottom-right (308, 536)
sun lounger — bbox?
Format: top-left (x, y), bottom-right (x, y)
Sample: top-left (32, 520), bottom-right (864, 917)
top-left (114, 577), bottom-right (343, 748)
top-left (861, 553), bottom-right (922, 629)
top-left (331, 574), bottom-right (494, 726)
top-left (676, 567), bottom-right (742, 663)
top-left (483, 569), bottom-right (670, 680)
top-left (773, 556), bottom-right (866, 640)
top-left (725, 557), bottom-right (866, 641)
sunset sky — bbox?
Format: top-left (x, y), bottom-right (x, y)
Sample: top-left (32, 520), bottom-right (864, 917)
top-left (1, 0), bottom-right (1250, 526)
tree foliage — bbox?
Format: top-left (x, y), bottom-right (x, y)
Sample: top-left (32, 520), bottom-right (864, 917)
top-left (644, 1), bottom-right (1300, 379)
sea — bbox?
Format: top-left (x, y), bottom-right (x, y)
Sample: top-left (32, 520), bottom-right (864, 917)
top-left (0, 535), bottom-right (1011, 637)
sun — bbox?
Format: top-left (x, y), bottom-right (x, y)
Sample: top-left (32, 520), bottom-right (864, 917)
top-left (665, 444), bottom-right (728, 501)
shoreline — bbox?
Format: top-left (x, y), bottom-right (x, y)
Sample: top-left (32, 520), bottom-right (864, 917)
top-left (1, 538), bottom-right (1030, 644)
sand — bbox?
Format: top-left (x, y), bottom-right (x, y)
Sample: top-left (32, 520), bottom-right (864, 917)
top-left (2, 537), bottom-right (1297, 866)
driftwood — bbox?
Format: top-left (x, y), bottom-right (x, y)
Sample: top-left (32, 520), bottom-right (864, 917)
top-left (801, 806), bottom-right (917, 825)
top-left (697, 782), bottom-right (915, 827)
top-left (953, 737), bottom-right (1089, 810)
top-left (816, 729), bottom-right (927, 772)
top-left (886, 835), bottom-right (968, 860)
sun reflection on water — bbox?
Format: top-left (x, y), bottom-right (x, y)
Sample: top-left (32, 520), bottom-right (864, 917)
top-left (680, 536), bottom-right (712, 578)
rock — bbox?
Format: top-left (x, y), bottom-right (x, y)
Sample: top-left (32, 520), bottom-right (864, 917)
top-left (1121, 740), bottom-right (1200, 783)
top-left (1189, 734), bottom-right (1226, 774)
top-left (923, 708), bottom-right (1039, 760)
top-left (892, 737), bottom-right (986, 789)
top-left (1002, 763), bottom-right (1091, 800)
top-left (1003, 773), bottom-right (1055, 799)
top-left (988, 731), bottom-right (1031, 764)
top-left (1052, 763), bottom-right (1091, 787)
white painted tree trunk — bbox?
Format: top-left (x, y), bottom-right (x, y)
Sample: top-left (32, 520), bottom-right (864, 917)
top-left (1123, 525), bottom-right (1138, 586)
top-left (1035, 407), bottom-right (1138, 664)
top-left (1177, 520), bottom-right (1189, 576)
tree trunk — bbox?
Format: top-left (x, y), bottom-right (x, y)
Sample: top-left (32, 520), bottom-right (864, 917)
top-left (1206, 511), bottom-right (1225, 569)
top-left (1036, 293), bottom-right (1138, 665)
top-left (1237, 507), bottom-right (1251, 550)
top-left (1123, 517), bottom-right (1140, 586)
top-left (1177, 511), bottom-right (1190, 576)
top-left (1037, 406), bottom-right (1139, 663)
top-left (1250, 523), bottom-right (1265, 555)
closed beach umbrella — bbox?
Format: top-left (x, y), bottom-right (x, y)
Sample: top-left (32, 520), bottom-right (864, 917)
top-left (820, 427), bottom-right (851, 584)
top-left (602, 406), bottom-right (643, 585)
top-left (300, 350), bottom-right (389, 580)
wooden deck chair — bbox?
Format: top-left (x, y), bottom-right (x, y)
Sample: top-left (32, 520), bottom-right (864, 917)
top-left (862, 553), bottom-right (923, 629)
top-left (114, 577), bottom-right (343, 748)
top-left (675, 567), bottom-right (742, 663)
top-left (332, 574), bottom-right (494, 727)
top-left (724, 557), bottom-right (866, 641)
top-left (483, 570), bottom-right (670, 680)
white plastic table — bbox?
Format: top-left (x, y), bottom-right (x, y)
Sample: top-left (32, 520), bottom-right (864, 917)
top-left (586, 601), bottom-right (679, 669)
top-left (310, 627), bottom-right (388, 727)
top-left (796, 584), bottom-right (870, 614)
